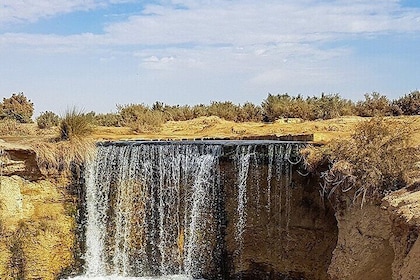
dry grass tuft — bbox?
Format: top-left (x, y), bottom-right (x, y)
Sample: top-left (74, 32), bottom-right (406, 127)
top-left (59, 108), bottom-right (93, 140)
top-left (31, 138), bottom-right (95, 176)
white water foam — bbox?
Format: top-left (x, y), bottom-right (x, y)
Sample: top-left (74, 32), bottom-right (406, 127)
top-left (75, 144), bottom-right (222, 279)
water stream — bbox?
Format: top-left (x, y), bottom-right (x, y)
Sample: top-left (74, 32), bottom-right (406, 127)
top-left (66, 141), bottom-right (305, 280)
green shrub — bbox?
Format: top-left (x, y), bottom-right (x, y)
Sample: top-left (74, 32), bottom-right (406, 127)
top-left (261, 93), bottom-right (293, 122)
top-left (237, 102), bottom-right (263, 122)
top-left (356, 92), bottom-right (393, 117)
top-left (157, 104), bottom-right (195, 122)
top-left (59, 108), bottom-right (93, 140)
top-left (36, 111), bottom-right (60, 129)
top-left (0, 93), bottom-right (34, 123)
top-left (94, 113), bottom-right (123, 127)
top-left (118, 104), bottom-right (165, 132)
top-left (393, 91), bottom-right (420, 115)
top-left (207, 101), bottom-right (240, 121)
top-left (262, 93), bottom-right (356, 121)
top-left (191, 104), bottom-right (209, 119)
top-left (308, 93), bottom-right (355, 119)
top-left (303, 117), bottom-right (419, 207)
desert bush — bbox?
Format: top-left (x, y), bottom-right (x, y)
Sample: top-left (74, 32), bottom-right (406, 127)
top-left (0, 92), bottom-right (34, 123)
top-left (393, 90), bottom-right (420, 115)
top-left (94, 113), bottom-right (123, 127)
top-left (172, 105), bottom-right (196, 121)
top-left (356, 92), bottom-right (393, 117)
top-left (207, 101), bottom-right (240, 121)
top-left (302, 117), bottom-right (419, 207)
top-left (118, 104), bottom-right (165, 132)
top-left (36, 111), bottom-right (60, 129)
top-left (191, 104), bottom-right (209, 118)
top-left (59, 108), bottom-right (93, 140)
top-left (237, 102), bottom-right (263, 122)
top-left (261, 93), bottom-right (295, 122)
top-left (262, 93), bottom-right (316, 121)
top-left (308, 93), bottom-right (355, 119)
top-left (159, 104), bottom-right (195, 121)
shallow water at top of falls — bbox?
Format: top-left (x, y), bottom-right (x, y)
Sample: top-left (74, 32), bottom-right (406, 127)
top-left (66, 275), bottom-right (203, 280)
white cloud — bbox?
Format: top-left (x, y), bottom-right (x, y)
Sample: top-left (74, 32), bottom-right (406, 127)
top-left (1, 0), bottom-right (420, 111)
top-left (2, 1), bottom-right (420, 47)
top-left (0, 0), bottom-right (100, 24)
top-left (142, 0), bottom-right (420, 41)
top-left (0, 0), bottom-right (139, 26)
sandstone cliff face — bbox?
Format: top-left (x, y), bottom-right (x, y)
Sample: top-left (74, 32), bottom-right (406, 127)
top-left (328, 204), bottom-right (394, 280)
top-left (385, 188), bottom-right (420, 280)
top-left (0, 143), bottom-right (73, 279)
top-left (222, 169), bottom-right (338, 280)
top-left (0, 143), bottom-right (419, 280)
top-left (328, 188), bottom-right (420, 280)
top-left (0, 175), bottom-right (75, 280)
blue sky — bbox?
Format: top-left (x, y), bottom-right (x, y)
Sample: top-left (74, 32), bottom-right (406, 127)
top-left (1, 0), bottom-right (420, 116)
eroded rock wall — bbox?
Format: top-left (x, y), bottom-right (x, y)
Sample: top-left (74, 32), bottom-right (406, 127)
top-left (0, 142), bottom-right (419, 280)
top-left (0, 175), bottom-right (75, 280)
top-left (222, 161), bottom-right (338, 280)
top-left (385, 188), bottom-right (420, 280)
top-left (327, 188), bottom-right (420, 280)
top-left (328, 204), bottom-right (394, 280)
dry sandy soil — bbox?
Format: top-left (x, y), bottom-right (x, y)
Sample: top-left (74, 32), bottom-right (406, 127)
top-left (2, 115), bottom-right (420, 146)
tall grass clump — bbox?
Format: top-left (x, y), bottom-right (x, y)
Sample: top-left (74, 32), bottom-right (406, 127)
top-left (302, 117), bottom-right (419, 207)
top-left (32, 138), bottom-right (95, 176)
top-left (59, 108), bottom-right (93, 140)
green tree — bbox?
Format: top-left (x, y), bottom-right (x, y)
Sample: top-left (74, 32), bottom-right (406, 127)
top-left (237, 102), bottom-right (263, 122)
top-left (117, 104), bottom-right (164, 132)
top-left (308, 93), bottom-right (355, 120)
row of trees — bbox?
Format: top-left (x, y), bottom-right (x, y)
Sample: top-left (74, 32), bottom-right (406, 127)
top-left (1, 91), bottom-right (420, 130)
top-left (90, 91), bottom-right (420, 132)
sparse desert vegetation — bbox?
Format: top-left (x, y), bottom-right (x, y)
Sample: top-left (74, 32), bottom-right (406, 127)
top-left (302, 117), bottom-right (420, 207)
top-left (1, 91), bottom-right (420, 202)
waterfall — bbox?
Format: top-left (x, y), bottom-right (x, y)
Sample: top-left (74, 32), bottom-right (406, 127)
top-left (72, 141), bottom-right (305, 280)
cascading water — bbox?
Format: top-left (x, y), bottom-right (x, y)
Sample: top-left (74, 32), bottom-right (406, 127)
top-left (67, 141), bottom-right (306, 280)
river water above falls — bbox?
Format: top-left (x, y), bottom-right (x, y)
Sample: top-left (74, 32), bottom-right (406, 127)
top-left (66, 140), bottom-right (337, 280)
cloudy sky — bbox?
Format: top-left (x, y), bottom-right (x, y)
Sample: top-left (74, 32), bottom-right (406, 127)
top-left (1, 0), bottom-right (420, 116)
